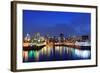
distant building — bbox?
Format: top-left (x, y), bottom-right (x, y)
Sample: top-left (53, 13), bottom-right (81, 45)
top-left (35, 33), bottom-right (41, 40)
top-left (75, 35), bottom-right (90, 42)
top-left (31, 33), bottom-right (45, 43)
top-left (24, 33), bottom-right (31, 42)
top-left (81, 35), bottom-right (89, 41)
top-left (59, 33), bottom-right (64, 42)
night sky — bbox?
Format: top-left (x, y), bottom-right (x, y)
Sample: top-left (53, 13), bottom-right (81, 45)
top-left (23, 10), bottom-right (91, 37)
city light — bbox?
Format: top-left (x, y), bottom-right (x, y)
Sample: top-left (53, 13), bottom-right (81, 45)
top-left (23, 33), bottom-right (91, 62)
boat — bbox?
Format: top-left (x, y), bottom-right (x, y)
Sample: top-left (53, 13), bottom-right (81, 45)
top-left (23, 42), bottom-right (46, 51)
top-left (75, 41), bottom-right (91, 50)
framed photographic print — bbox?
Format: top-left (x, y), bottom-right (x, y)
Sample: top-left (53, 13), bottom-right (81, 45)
top-left (11, 1), bottom-right (98, 72)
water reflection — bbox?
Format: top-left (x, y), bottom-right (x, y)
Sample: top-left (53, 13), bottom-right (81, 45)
top-left (23, 46), bottom-right (91, 62)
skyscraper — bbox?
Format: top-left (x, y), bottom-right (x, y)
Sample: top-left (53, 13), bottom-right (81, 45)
top-left (24, 33), bottom-right (31, 42)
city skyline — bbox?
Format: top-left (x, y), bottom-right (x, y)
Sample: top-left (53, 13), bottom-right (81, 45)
top-left (23, 10), bottom-right (91, 62)
top-left (23, 10), bottom-right (91, 37)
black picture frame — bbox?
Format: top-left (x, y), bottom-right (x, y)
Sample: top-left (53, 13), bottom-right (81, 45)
top-left (11, 1), bottom-right (98, 72)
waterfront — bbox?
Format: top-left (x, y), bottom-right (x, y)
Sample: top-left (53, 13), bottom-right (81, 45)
top-left (23, 33), bottom-right (91, 62)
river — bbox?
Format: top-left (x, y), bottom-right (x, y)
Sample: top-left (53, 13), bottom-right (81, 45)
top-left (23, 45), bottom-right (91, 62)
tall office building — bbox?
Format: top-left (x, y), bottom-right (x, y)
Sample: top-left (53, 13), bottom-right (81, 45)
top-left (24, 33), bottom-right (31, 42)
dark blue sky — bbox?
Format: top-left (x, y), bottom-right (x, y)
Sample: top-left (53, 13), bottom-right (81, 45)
top-left (23, 10), bottom-right (91, 37)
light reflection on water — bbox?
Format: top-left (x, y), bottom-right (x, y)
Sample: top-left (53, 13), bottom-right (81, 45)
top-left (23, 46), bottom-right (91, 62)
